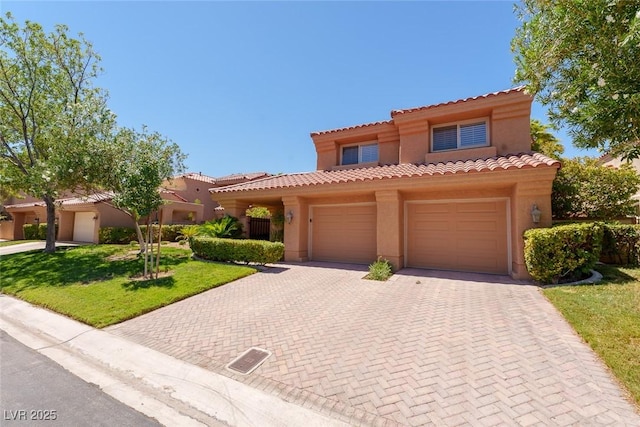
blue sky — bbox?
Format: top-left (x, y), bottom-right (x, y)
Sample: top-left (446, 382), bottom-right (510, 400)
top-left (3, 1), bottom-right (598, 177)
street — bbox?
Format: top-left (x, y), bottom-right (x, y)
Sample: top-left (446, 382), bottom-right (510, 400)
top-left (0, 330), bottom-right (162, 427)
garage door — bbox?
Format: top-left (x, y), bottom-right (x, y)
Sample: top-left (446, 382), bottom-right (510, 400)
top-left (407, 200), bottom-right (508, 274)
top-left (311, 204), bottom-right (376, 264)
top-left (73, 212), bottom-right (95, 242)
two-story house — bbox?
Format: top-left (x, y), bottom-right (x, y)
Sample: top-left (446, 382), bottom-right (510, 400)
top-left (211, 88), bottom-right (560, 279)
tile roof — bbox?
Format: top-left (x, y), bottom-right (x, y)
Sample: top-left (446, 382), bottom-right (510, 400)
top-left (212, 153), bottom-right (560, 194)
top-left (4, 192), bottom-right (114, 209)
top-left (391, 87), bottom-right (527, 116)
top-left (310, 120), bottom-right (394, 137)
top-left (174, 171), bottom-right (270, 186)
top-left (308, 87), bottom-right (526, 137)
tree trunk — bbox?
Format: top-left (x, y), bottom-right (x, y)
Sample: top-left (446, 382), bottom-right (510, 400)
top-left (43, 194), bottom-right (56, 253)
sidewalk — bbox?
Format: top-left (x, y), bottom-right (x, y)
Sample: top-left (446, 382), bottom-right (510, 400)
top-left (0, 295), bottom-right (348, 427)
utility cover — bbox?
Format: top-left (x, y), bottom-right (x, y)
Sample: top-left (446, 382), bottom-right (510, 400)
top-left (226, 347), bottom-right (271, 375)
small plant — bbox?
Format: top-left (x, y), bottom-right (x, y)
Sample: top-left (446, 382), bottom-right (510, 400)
top-left (366, 257), bottom-right (393, 281)
top-left (198, 215), bottom-right (244, 239)
top-left (175, 225), bottom-right (200, 244)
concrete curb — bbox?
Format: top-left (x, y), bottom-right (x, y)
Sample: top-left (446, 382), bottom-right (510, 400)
top-left (0, 295), bottom-right (348, 427)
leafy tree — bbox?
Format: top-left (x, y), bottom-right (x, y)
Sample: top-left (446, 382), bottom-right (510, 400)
top-left (512, 1), bottom-right (640, 160)
top-left (106, 127), bottom-right (185, 278)
top-left (0, 14), bottom-right (115, 251)
top-left (246, 206), bottom-right (270, 218)
top-left (530, 119), bottom-right (564, 159)
top-left (552, 157), bottom-right (640, 220)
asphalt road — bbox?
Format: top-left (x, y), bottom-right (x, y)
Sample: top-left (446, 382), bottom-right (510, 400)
top-left (0, 330), bottom-right (162, 427)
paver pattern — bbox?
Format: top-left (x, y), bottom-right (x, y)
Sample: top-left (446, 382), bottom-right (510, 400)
top-left (107, 263), bottom-right (640, 426)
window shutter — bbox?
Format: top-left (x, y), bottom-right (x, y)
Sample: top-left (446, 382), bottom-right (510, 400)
top-left (342, 146), bottom-right (359, 165)
top-left (459, 122), bottom-right (486, 147)
top-left (360, 143), bottom-right (378, 163)
top-left (433, 125), bottom-right (457, 151)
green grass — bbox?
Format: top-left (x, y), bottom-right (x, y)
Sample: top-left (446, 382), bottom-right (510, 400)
top-left (543, 265), bottom-right (640, 407)
top-left (0, 244), bottom-right (256, 328)
top-left (0, 239), bottom-right (40, 247)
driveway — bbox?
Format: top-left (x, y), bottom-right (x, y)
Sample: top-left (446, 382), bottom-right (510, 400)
top-left (0, 241), bottom-right (82, 256)
top-left (107, 262), bottom-right (640, 426)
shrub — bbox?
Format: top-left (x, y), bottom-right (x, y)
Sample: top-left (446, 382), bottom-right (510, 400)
top-left (23, 224), bottom-right (57, 240)
top-left (139, 224), bottom-right (186, 242)
top-left (190, 237), bottom-right (284, 265)
top-left (366, 257), bottom-right (393, 281)
top-left (197, 216), bottom-right (244, 239)
top-left (99, 227), bottom-right (137, 244)
top-left (601, 224), bottom-right (640, 266)
top-left (524, 222), bottom-right (603, 284)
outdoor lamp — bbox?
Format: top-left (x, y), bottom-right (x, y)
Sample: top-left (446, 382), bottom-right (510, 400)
top-left (285, 210), bottom-right (294, 224)
top-left (531, 204), bottom-right (541, 224)
top-left (34, 216), bottom-right (40, 226)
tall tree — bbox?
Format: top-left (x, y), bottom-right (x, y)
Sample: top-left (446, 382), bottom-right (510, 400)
top-left (530, 119), bottom-right (564, 159)
top-left (0, 14), bottom-right (114, 252)
top-left (106, 127), bottom-right (185, 278)
top-left (512, 1), bottom-right (640, 160)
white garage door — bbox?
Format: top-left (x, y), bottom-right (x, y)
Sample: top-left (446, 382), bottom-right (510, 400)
top-left (311, 204), bottom-right (377, 264)
top-left (407, 200), bottom-right (509, 274)
top-left (73, 212), bottom-right (95, 242)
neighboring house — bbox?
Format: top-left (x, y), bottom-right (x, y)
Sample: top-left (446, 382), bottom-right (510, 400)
top-left (163, 172), bottom-right (270, 222)
top-left (1, 171), bottom-right (271, 243)
top-left (599, 153), bottom-right (640, 217)
top-left (211, 88), bottom-right (561, 279)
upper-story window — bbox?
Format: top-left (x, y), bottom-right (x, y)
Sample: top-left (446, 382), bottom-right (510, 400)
top-left (432, 119), bottom-right (488, 152)
top-left (341, 142), bottom-right (378, 165)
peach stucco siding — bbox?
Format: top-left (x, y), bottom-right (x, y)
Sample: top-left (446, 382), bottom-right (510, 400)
top-left (218, 88), bottom-right (559, 279)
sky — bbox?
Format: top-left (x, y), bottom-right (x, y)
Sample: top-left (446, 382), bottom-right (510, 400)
top-left (2, 1), bottom-right (599, 178)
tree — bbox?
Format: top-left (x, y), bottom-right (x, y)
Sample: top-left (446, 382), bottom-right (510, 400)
top-left (106, 127), bottom-right (185, 279)
top-left (552, 157), bottom-right (640, 220)
top-left (512, 1), bottom-right (640, 160)
top-left (0, 13), bottom-right (115, 252)
top-left (530, 119), bottom-right (564, 159)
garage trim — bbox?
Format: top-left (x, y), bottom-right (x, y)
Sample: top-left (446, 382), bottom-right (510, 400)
top-left (404, 198), bottom-right (512, 275)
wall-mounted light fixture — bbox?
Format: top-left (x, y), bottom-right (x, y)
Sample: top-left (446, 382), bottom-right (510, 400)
top-left (34, 216), bottom-right (40, 226)
top-left (531, 204), bottom-right (541, 224)
top-left (285, 210), bottom-right (294, 224)
top-left (92, 214), bottom-right (99, 221)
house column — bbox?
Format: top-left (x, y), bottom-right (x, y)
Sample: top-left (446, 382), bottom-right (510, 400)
top-left (282, 196), bottom-right (309, 262)
top-left (375, 190), bottom-right (404, 271)
top-left (511, 171), bottom-right (556, 279)
top-left (57, 210), bottom-right (74, 241)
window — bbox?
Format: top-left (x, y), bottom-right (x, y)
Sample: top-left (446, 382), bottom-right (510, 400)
top-left (432, 121), bottom-right (488, 152)
top-left (341, 143), bottom-right (378, 165)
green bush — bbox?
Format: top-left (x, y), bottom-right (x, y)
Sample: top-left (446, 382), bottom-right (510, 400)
top-left (197, 216), bottom-right (244, 239)
top-left (99, 227), bottom-right (137, 244)
top-left (524, 222), bottom-right (604, 284)
top-left (366, 258), bottom-right (393, 281)
top-left (601, 224), bottom-right (640, 266)
top-left (190, 237), bottom-right (284, 265)
top-left (23, 224), bottom-right (57, 240)
top-left (99, 225), bottom-right (187, 244)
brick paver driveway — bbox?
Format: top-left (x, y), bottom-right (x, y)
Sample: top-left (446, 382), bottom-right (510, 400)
top-left (107, 263), bottom-right (640, 426)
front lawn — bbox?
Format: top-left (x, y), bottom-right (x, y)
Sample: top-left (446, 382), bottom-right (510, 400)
top-left (0, 244), bottom-right (256, 328)
top-left (543, 265), bottom-right (640, 407)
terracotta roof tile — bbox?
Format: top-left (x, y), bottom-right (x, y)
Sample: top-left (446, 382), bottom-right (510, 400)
top-left (310, 120), bottom-right (394, 137)
top-left (391, 87), bottom-right (526, 116)
top-left (57, 192), bottom-right (114, 206)
top-left (211, 153), bottom-right (560, 194)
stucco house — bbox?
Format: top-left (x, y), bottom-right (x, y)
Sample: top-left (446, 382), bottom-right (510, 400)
top-left (211, 88), bottom-right (560, 279)
top-left (1, 172), bottom-right (270, 242)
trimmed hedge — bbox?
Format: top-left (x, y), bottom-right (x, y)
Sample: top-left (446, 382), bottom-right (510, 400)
top-left (601, 224), bottom-right (640, 266)
top-left (524, 222), bottom-right (604, 284)
top-left (190, 236), bottom-right (284, 265)
top-left (99, 227), bottom-right (137, 244)
top-left (23, 224), bottom-right (58, 240)
top-left (99, 224), bottom-right (187, 244)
